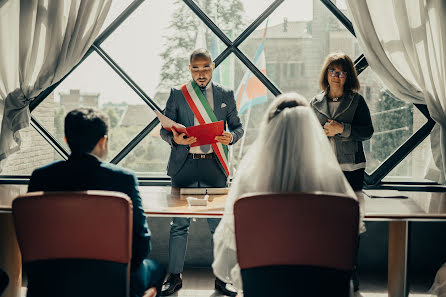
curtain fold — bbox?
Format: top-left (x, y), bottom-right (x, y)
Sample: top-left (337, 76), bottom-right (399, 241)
top-left (0, 0), bottom-right (111, 171)
top-left (346, 0), bottom-right (446, 183)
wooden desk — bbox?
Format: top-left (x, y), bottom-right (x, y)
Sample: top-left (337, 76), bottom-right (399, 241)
top-left (1, 185), bottom-right (446, 297)
top-left (139, 187), bottom-right (227, 218)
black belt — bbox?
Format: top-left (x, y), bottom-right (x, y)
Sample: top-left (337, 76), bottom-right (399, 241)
top-left (188, 153), bottom-right (215, 159)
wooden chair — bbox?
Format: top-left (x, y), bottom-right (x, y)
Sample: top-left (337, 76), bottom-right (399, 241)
top-left (12, 191), bottom-right (133, 297)
top-left (234, 192), bottom-right (359, 297)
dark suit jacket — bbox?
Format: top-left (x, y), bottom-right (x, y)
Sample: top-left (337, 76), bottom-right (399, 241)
top-left (28, 153), bottom-right (151, 271)
top-left (310, 91), bottom-right (374, 165)
top-left (160, 82), bottom-right (244, 177)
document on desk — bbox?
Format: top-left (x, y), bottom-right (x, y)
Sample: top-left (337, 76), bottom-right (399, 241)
top-left (363, 189), bottom-right (408, 199)
top-left (155, 110), bottom-right (224, 147)
top-left (180, 188), bottom-right (229, 195)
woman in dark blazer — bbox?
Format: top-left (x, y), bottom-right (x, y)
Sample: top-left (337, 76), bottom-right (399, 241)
top-left (310, 52), bottom-right (373, 291)
top-left (311, 52), bottom-right (373, 196)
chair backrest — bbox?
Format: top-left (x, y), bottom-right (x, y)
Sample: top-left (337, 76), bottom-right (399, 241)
top-left (234, 192), bottom-right (359, 297)
top-left (12, 191), bottom-right (133, 297)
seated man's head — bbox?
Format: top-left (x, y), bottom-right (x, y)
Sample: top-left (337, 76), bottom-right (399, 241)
top-left (189, 48), bottom-right (215, 87)
top-left (64, 108), bottom-right (109, 159)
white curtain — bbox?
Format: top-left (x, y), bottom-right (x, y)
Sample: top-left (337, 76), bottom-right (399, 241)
top-left (346, 0), bottom-right (446, 183)
top-left (0, 0), bottom-right (111, 170)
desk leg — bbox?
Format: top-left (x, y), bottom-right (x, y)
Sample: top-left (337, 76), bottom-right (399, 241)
top-left (388, 221), bottom-right (409, 297)
top-left (0, 214), bottom-right (21, 297)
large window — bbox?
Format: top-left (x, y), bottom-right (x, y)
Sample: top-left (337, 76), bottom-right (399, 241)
top-left (3, 0), bottom-right (434, 184)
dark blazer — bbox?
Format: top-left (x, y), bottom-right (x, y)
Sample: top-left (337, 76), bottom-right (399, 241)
top-left (28, 153), bottom-right (151, 271)
top-left (310, 91), bottom-right (374, 165)
top-left (160, 82), bottom-right (244, 177)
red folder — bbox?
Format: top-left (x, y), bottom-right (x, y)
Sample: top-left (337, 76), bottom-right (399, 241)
top-left (172, 121), bottom-right (224, 147)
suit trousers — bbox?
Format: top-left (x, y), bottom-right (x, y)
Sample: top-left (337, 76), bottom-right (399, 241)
top-left (130, 259), bottom-right (166, 297)
top-left (171, 157), bottom-right (227, 188)
top-left (168, 157), bottom-right (226, 274)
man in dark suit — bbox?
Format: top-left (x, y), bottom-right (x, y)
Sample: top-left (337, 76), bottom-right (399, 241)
top-left (28, 108), bottom-right (165, 297)
top-left (160, 48), bottom-right (243, 296)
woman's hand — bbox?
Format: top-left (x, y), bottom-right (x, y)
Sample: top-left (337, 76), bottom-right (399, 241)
top-left (323, 120), bottom-right (344, 136)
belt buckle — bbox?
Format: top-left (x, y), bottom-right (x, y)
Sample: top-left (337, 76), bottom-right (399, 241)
top-left (201, 154), bottom-right (206, 159)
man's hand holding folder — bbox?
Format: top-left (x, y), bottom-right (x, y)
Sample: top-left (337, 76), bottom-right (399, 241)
top-left (155, 110), bottom-right (227, 146)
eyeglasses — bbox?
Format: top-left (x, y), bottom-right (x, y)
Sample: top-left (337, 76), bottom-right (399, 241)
top-left (191, 66), bottom-right (212, 73)
top-left (328, 69), bottom-right (347, 78)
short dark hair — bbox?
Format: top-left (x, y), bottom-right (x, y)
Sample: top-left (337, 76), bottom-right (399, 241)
top-left (190, 48), bottom-right (212, 63)
top-left (268, 92), bottom-right (309, 122)
top-left (64, 108), bottom-right (109, 154)
top-left (318, 52), bottom-right (360, 92)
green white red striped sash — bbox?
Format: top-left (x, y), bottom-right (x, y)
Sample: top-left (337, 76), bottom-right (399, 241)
top-left (181, 80), bottom-right (229, 177)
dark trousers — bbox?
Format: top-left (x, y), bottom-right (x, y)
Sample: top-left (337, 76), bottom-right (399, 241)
top-left (171, 158), bottom-right (227, 188)
top-left (130, 259), bottom-right (166, 297)
top-left (168, 157), bottom-right (226, 274)
top-left (343, 168), bottom-right (365, 191)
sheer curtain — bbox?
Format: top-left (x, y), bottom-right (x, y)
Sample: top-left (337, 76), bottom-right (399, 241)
top-left (346, 0), bottom-right (446, 183)
top-left (0, 0), bottom-right (111, 171)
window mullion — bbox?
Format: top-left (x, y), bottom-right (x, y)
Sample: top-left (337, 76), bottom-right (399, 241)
top-left (233, 0), bottom-right (284, 48)
top-left (93, 44), bottom-right (163, 113)
top-left (30, 116), bottom-right (69, 160)
top-left (233, 48), bottom-right (281, 96)
top-left (320, 0), bottom-right (355, 36)
top-left (110, 117), bottom-right (160, 165)
top-left (182, 0), bottom-right (232, 47)
top-left (95, 0), bottom-right (146, 46)
top-left (365, 119), bottom-right (436, 185)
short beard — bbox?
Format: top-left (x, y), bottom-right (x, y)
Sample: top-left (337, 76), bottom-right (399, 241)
top-left (195, 79), bottom-right (211, 87)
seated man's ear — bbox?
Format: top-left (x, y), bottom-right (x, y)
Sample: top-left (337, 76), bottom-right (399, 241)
top-left (91, 135), bottom-right (108, 159)
top-left (98, 135), bottom-right (108, 149)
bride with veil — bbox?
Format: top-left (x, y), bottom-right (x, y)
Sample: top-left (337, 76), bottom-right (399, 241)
top-left (212, 93), bottom-right (361, 292)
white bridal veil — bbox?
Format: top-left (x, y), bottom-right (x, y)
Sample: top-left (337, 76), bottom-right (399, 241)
top-left (213, 94), bottom-right (357, 291)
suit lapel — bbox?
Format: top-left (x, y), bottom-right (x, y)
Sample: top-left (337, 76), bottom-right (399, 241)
top-left (332, 92), bottom-right (355, 119)
top-left (312, 92), bottom-right (331, 119)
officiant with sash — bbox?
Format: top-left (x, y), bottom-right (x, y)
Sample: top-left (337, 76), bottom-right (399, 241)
top-left (160, 48), bottom-right (244, 296)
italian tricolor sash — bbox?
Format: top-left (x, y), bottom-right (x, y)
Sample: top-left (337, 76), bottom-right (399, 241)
top-left (181, 80), bottom-right (230, 177)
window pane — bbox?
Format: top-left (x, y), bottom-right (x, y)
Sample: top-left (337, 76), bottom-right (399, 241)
top-left (382, 136), bottom-right (432, 181)
top-left (118, 123), bottom-right (170, 177)
top-left (361, 68), bottom-right (428, 176)
top-left (101, 0), bottom-right (234, 107)
top-left (33, 92), bottom-right (70, 152)
top-left (239, 0), bottom-right (357, 99)
top-left (2, 101), bottom-right (63, 175)
top-left (192, 0), bottom-right (275, 41)
top-left (226, 54), bottom-right (272, 177)
top-left (99, 0), bottom-right (134, 35)
top-left (32, 52), bottom-right (155, 163)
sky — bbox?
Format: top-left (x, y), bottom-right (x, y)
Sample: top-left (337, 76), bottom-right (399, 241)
top-left (56, 0), bottom-right (345, 105)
